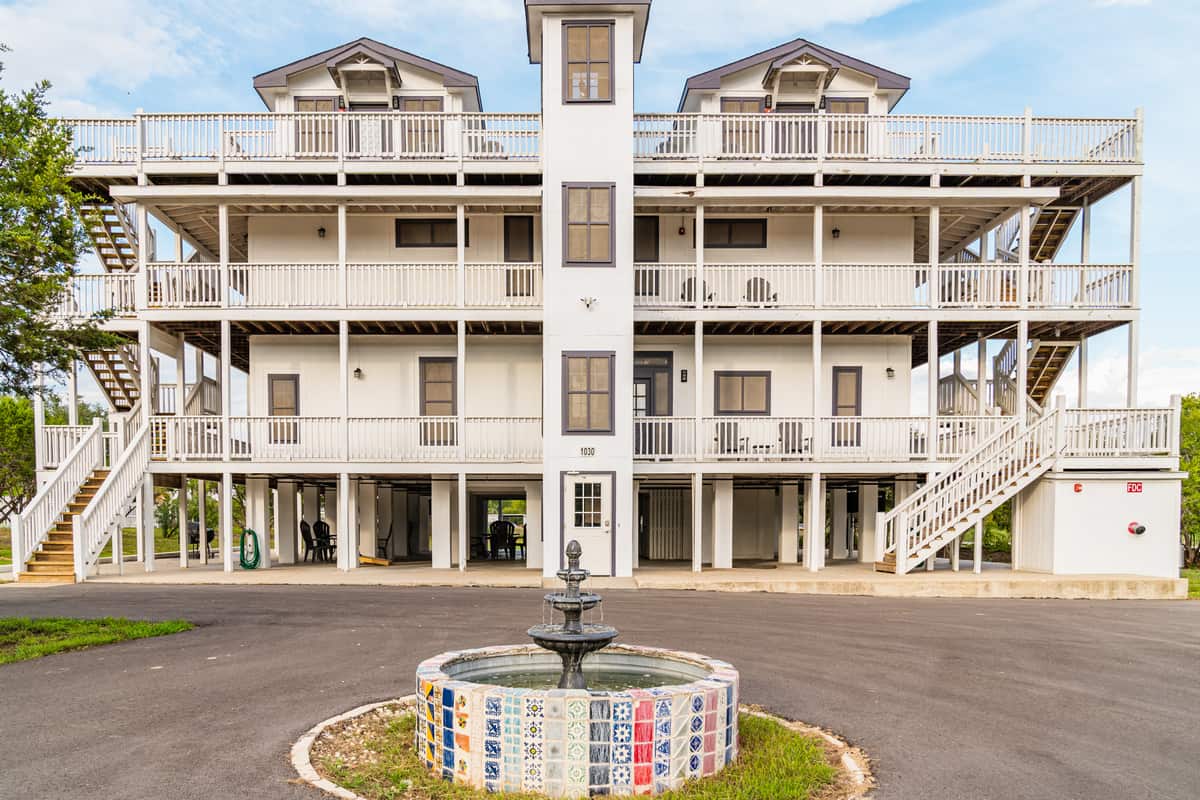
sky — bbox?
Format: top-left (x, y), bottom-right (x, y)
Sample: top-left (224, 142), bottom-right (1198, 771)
top-left (1, 0), bottom-right (1197, 409)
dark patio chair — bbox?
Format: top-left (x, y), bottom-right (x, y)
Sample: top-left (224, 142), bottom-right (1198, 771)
top-left (313, 519), bottom-right (335, 562)
top-left (745, 277), bottom-right (778, 305)
top-left (186, 521), bottom-right (216, 560)
top-left (300, 520), bottom-right (318, 563)
top-left (488, 519), bottom-right (516, 560)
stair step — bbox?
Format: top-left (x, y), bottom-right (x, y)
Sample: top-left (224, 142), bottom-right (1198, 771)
top-left (873, 561), bottom-right (897, 574)
top-left (41, 541), bottom-right (74, 552)
top-left (30, 552), bottom-right (74, 564)
top-left (17, 573), bottom-right (75, 585)
top-left (24, 562), bottom-right (75, 574)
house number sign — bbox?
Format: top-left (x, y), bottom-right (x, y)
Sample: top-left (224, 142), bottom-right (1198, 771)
top-left (580, 447), bottom-right (596, 457)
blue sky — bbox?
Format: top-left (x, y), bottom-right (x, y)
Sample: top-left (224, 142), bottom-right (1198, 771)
top-left (1, 0), bottom-right (1196, 406)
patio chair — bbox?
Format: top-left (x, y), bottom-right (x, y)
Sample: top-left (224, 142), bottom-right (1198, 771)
top-left (186, 521), bottom-right (216, 560)
top-left (300, 520), bottom-right (318, 563)
top-left (488, 519), bottom-right (516, 560)
top-left (744, 277), bottom-right (777, 305)
top-left (680, 277), bottom-right (713, 305)
top-left (714, 420), bottom-right (745, 456)
top-left (313, 519), bottom-right (335, 562)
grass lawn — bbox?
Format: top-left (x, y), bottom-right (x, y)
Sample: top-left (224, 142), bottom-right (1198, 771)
top-left (0, 617), bottom-right (193, 665)
top-left (315, 709), bottom-right (839, 800)
top-left (1183, 569), bottom-right (1200, 599)
top-left (0, 526), bottom-right (10, 566)
top-left (98, 528), bottom-right (185, 561)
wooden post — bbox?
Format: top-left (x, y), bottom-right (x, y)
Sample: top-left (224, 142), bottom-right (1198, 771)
top-left (694, 321), bottom-right (704, 458)
top-left (973, 519), bottom-right (983, 574)
top-left (691, 471), bottom-right (703, 573)
top-left (928, 321), bottom-right (939, 461)
top-left (929, 205), bottom-right (940, 308)
top-left (456, 204), bottom-right (466, 309)
top-left (338, 204), bottom-right (348, 308)
top-left (1017, 320), bottom-right (1029, 426)
top-left (458, 472), bottom-right (468, 573)
top-left (221, 472), bottom-right (234, 573)
top-left (1077, 335), bottom-right (1088, 408)
top-left (340, 320), bottom-right (349, 460)
top-left (218, 203), bottom-right (229, 308)
top-left (694, 204), bottom-right (704, 309)
top-left (220, 319), bottom-right (231, 460)
top-left (812, 205), bottom-right (823, 308)
top-left (812, 321), bottom-right (822, 456)
top-left (178, 475), bottom-right (189, 569)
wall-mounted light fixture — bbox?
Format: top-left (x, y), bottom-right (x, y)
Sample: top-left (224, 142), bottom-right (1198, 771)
top-left (353, 367), bottom-right (364, 380)
top-left (678, 217), bottom-right (687, 236)
top-left (680, 369), bottom-right (688, 383)
top-left (337, 95), bottom-right (346, 111)
top-left (391, 96), bottom-right (401, 110)
top-left (581, 297), bottom-right (597, 309)
top-left (831, 227), bottom-right (841, 240)
top-left (317, 226), bottom-right (327, 239)
top-left (886, 367), bottom-right (896, 379)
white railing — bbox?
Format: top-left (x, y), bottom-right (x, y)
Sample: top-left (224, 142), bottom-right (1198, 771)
top-left (938, 374), bottom-right (981, 416)
top-left (67, 113), bottom-right (541, 164)
top-left (633, 417), bottom-right (697, 461)
top-left (632, 113), bottom-right (1138, 164)
top-left (146, 263), bottom-right (222, 308)
top-left (229, 417), bottom-right (342, 461)
top-left (347, 263), bottom-right (456, 308)
top-left (1026, 264), bottom-right (1134, 308)
top-left (41, 425), bottom-right (92, 469)
top-left (703, 263), bottom-right (816, 308)
top-left (634, 264), bottom-right (697, 308)
top-left (53, 274), bottom-right (137, 318)
top-left (938, 264), bottom-right (1021, 307)
top-left (74, 424), bottom-right (150, 581)
top-left (823, 264), bottom-right (929, 308)
top-left (937, 416), bottom-right (1010, 457)
top-left (701, 417), bottom-right (815, 460)
top-left (229, 263), bottom-right (340, 308)
top-left (349, 417), bottom-right (458, 461)
top-left (186, 378), bottom-right (221, 415)
top-left (150, 416), bottom-right (224, 460)
top-left (464, 417), bottom-right (543, 461)
top-left (1063, 408), bottom-right (1178, 457)
top-left (465, 263), bottom-right (543, 308)
top-left (12, 422), bottom-right (104, 578)
top-left (817, 416), bottom-right (930, 461)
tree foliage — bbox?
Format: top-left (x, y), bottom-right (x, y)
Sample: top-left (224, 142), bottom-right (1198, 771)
top-left (1181, 394), bottom-right (1199, 567)
top-left (0, 45), bottom-right (116, 397)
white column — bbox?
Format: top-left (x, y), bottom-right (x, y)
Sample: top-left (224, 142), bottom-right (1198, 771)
top-left (927, 321), bottom-right (939, 460)
top-left (32, 370), bottom-right (45, 473)
top-left (457, 472), bottom-right (468, 572)
top-left (1011, 492), bottom-right (1022, 571)
top-left (358, 480), bottom-right (377, 561)
top-left (1129, 174), bottom-right (1142, 309)
top-left (813, 205), bottom-right (824, 307)
top-left (277, 480), bottom-right (298, 565)
top-left (432, 479), bottom-right (452, 569)
top-left (631, 479), bottom-right (641, 570)
top-left (376, 485), bottom-right (392, 562)
top-left (246, 477), bottom-right (270, 569)
top-left (1077, 335), bottom-right (1088, 408)
top-left (929, 205), bottom-right (940, 308)
top-left (1018, 203), bottom-right (1031, 308)
top-left (111, 522), bottom-right (123, 576)
top-left (392, 488), bottom-right (409, 559)
top-left (690, 471), bottom-right (703, 573)
top-left (1126, 321), bottom-right (1139, 407)
top-left (976, 335), bottom-right (987, 415)
top-left (831, 488), bottom-right (849, 560)
top-left (220, 319), bottom-right (231, 460)
top-left (197, 479), bottom-right (209, 565)
top-left (1080, 195), bottom-right (1091, 263)
top-left (858, 483), bottom-right (879, 564)
top-left (336, 473), bottom-right (351, 570)
top-left (950, 533), bottom-right (961, 572)
top-left (139, 476), bottom-right (155, 572)
top-left (973, 518), bottom-right (984, 574)
top-left (1016, 320), bottom-right (1029, 426)
top-left (525, 480), bottom-right (543, 570)
top-left (456, 204), bottom-right (466, 308)
top-left (694, 321), bottom-right (704, 448)
top-left (67, 360), bottom-right (78, 425)
top-left (778, 482), bottom-right (799, 564)
top-left (694, 205), bottom-right (704, 309)
top-left (339, 320), bottom-right (349, 459)
top-left (218, 203), bottom-right (229, 308)
top-left (456, 325), bottom-right (466, 461)
top-left (712, 478), bottom-right (733, 569)
top-left (346, 478), bottom-right (359, 570)
top-left (337, 203), bottom-right (347, 308)
top-left (139, 324), bottom-right (152, 427)
top-left (812, 322), bottom-right (823, 451)
top-left (178, 475), bottom-right (189, 569)
top-left (175, 335), bottom-right (187, 416)
top-left (221, 472), bottom-right (234, 572)
top-left (804, 473), bottom-right (825, 571)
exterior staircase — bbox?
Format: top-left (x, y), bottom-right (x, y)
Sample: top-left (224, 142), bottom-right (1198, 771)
top-left (83, 345), bottom-right (142, 413)
top-left (80, 202), bottom-right (138, 272)
top-left (875, 412), bottom-right (1061, 574)
top-left (18, 470), bottom-right (109, 584)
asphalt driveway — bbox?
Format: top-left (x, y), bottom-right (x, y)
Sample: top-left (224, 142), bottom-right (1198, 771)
top-left (0, 585), bottom-right (1196, 800)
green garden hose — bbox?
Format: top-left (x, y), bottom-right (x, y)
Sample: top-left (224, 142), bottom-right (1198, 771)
top-left (239, 528), bottom-right (261, 570)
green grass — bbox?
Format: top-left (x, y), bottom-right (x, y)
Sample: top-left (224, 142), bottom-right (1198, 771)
top-left (0, 526), bottom-right (10, 566)
top-left (0, 617), bottom-right (193, 665)
top-left (98, 527), bottom-right (183, 561)
top-left (1183, 569), bottom-right (1200, 599)
top-left (317, 711), bottom-right (837, 800)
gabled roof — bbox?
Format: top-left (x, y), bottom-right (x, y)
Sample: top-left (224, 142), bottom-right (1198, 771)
top-left (678, 37), bottom-right (910, 111)
top-left (252, 37), bottom-right (482, 110)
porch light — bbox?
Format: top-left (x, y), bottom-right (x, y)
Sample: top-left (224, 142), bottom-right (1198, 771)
top-left (337, 95), bottom-right (346, 110)
top-left (353, 367), bottom-right (364, 380)
top-left (886, 367), bottom-right (896, 379)
top-left (831, 227), bottom-right (841, 239)
top-left (317, 226), bottom-right (326, 239)
top-left (391, 96), bottom-right (401, 110)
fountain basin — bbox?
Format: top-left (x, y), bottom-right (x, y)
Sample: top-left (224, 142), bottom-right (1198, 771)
top-left (415, 643), bottom-right (739, 797)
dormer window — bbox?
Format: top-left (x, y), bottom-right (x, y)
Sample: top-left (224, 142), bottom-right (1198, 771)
top-left (563, 22), bottom-right (613, 103)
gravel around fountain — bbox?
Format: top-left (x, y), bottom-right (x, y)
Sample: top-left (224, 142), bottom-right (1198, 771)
top-left (307, 699), bottom-right (874, 800)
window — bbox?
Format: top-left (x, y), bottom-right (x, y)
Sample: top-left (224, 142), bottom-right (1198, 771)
top-left (563, 22), bottom-right (613, 103)
top-left (825, 98), bottom-right (869, 114)
top-left (634, 216), bottom-right (659, 262)
top-left (420, 358), bottom-right (456, 416)
top-left (293, 97), bottom-right (336, 154)
top-left (714, 371), bottom-right (770, 415)
top-left (703, 219), bottom-right (767, 249)
top-left (504, 215), bottom-right (537, 297)
top-left (564, 184), bottom-right (614, 266)
top-left (395, 218), bottom-right (467, 248)
top-left (573, 481), bottom-right (603, 527)
top-left (563, 352), bottom-right (614, 434)
top-left (268, 374), bottom-right (299, 445)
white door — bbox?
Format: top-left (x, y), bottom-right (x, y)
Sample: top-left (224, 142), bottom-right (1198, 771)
top-left (562, 473), bottom-right (613, 576)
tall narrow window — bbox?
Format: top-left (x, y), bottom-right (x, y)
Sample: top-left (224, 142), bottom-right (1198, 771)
top-left (420, 357), bottom-right (456, 447)
top-left (563, 352), bottom-right (614, 434)
top-left (564, 22), bottom-right (613, 103)
top-left (268, 374), bottom-right (299, 444)
top-left (564, 184), bottom-right (614, 266)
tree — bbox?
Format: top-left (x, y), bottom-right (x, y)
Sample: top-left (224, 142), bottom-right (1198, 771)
top-left (0, 395), bottom-right (35, 520)
top-left (0, 44), bottom-right (116, 397)
top-left (1180, 394), bottom-right (1199, 568)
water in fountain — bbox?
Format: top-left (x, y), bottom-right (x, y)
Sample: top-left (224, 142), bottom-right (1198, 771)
top-left (525, 539), bottom-right (619, 689)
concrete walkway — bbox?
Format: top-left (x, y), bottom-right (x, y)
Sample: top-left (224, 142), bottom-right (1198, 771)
top-left (0, 584), bottom-right (1196, 799)
top-left (81, 557), bottom-right (1187, 599)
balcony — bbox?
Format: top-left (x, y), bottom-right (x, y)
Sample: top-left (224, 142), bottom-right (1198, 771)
top-left (52, 273), bottom-right (138, 319)
top-left (148, 415), bottom-right (543, 463)
top-left (634, 263), bottom-right (1133, 311)
top-left (67, 113), bottom-right (541, 166)
top-left (633, 113), bottom-right (1139, 165)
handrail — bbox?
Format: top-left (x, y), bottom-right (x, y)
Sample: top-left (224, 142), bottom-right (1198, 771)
top-left (73, 423), bottom-right (150, 581)
top-left (12, 421), bottom-right (103, 578)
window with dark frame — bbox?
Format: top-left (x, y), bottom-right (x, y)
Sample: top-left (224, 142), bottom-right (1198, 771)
top-left (714, 371), bottom-right (771, 415)
top-left (702, 218), bottom-right (768, 248)
top-left (419, 357), bottom-right (456, 447)
top-left (267, 374), bottom-right (299, 444)
top-left (504, 215), bottom-right (537, 297)
top-left (395, 218), bottom-right (468, 248)
top-left (563, 353), bottom-right (614, 434)
top-left (564, 22), bottom-right (613, 103)
top-left (634, 215), bottom-right (660, 296)
top-left (564, 184), bottom-right (614, 266)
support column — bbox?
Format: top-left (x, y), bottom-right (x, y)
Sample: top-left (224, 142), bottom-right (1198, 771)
top-left (337, 203), bottom-right (347, 308)
top-left (1077, 335), bottom-right (1088, 408)
top-left (246, 477), bottom-right (270, 569)
top-left (67, 360), bottom-right (78, 425)
top-left (139, 476), bottom-right (155, 572)
top-left (976, 335), bottom-right (987, 415)
top-left (456, 204), bottom-right (466, 308)
top-left (358, 480), bottom-right (377, 561)
top-left (929, 205), bottom-right (940, 308)
top-left (804, 473), bottom-right (824, 571)
top-left (175, 334), bottom-right (186, 416)
top-left (32, 369), bottom-right (45, 474)
top-left (631, 479), bottom-right (641, 571)
top-left (197, 479), bottom-right (209, 566)
top-left (778, 482), bottom-right (799, 564)
top-left (973, 518), bottom-right (984, 574)
top-left (694, 321), bottom-right (704, 451)
top-left (690, 472), bottom-right (703, 573)
top-left (712, 478), bottom-right (733, 570)
top-left (1126, 322), bottom-right (1139, 407)
top-left (950, 533), bottom-right (961, 572)
top-left (813, 205), bottom-right (824, 307)
top-left (694, 205), bottom-right (704, 309)
top-left (831, 488), bottom-right (849, 560)
top-left (456, 325), bottom-right (466, 461)
top-left (139, 324), bottom-right (152, 428)
top-left (376, 485), bottom-right (393, 562)
top-left (178, 475), bottom-right (189, 569)
top-left (432, 479), bottom-right (452, 569)
top-left (1018, 203), bottom-right (1031, 308)
top-left (1011, 493), bottom-right (1022, 571)
top-left (1081, 195), bottom-right (1091, 264)
top-left (1129, 172), bottom-right (1142, 311)
top-left (218, 203), bottom-right (229, 308)
top-left (336, 473), bottom-right (351, 570)
top-left (858, 483), bottom-right (879, 564)
top-left (525, 480), bottom-right (542, 570)
top-left (927, 321), bottom-right (939, 460)
top-left (392, 488), bottom-right (409, 559)
top-left (812, 322), bottom-right (822, 453)
top-left (457, 472), bottom-right (468, 572)
top-left (221, 472), bottom-right (234, 572)
top-left (220, 319), bottom-right (231, 460)
top-left (339, 321), bottom-right (349, 459)
top-left (324, 485), bottom-right (339, 540)
top-left (1016, 320), bottom-right (1029, 426)
top-left (277, 480), bottom-right (298, 565)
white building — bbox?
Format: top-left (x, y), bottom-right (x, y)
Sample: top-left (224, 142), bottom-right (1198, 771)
top-left (14, 1), bottom-right (1183, 586)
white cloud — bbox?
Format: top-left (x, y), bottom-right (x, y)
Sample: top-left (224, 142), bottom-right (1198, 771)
top-left (1081, 346), bottom-right (1200, 407)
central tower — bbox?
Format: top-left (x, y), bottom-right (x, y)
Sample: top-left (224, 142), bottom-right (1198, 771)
top-left (527, 1), bottom-right (651, 577)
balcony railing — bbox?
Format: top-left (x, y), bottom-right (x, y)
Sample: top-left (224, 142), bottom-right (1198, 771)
top-left (67, 113), bottom-right (541, 165)
top-left (149, 415), bottom-right (543, 462)
top-left (633, 113), bottom-right (1139, 164)
top-left (52, 273), bottom-right (137, 318)
top-left (41, 425), bottom-right (125, 469)
top-left (139, 262), bottom-right (542, 310)
top-left (1062, 408), bottom-right (1177, 457)
top-left (633, 263), bottom-right (1133, 310)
